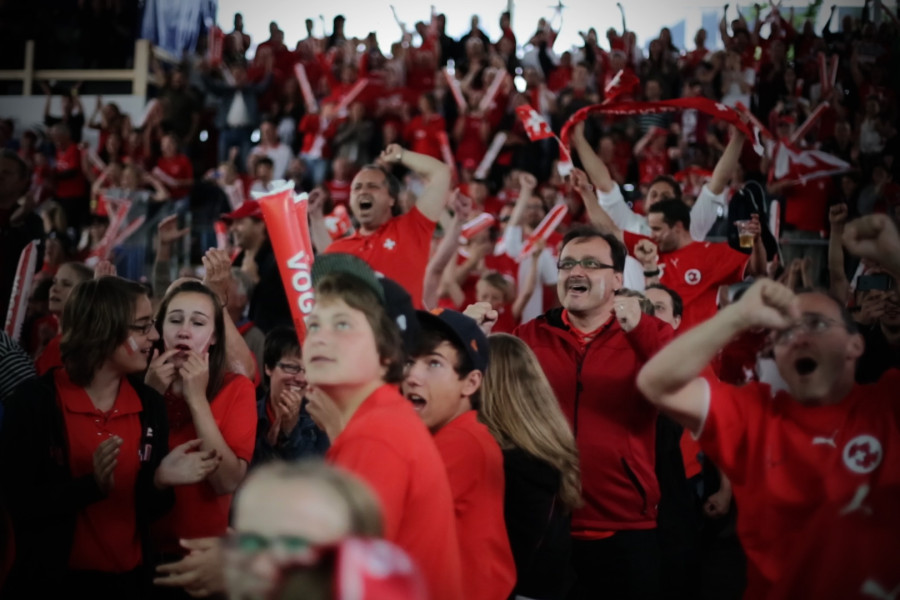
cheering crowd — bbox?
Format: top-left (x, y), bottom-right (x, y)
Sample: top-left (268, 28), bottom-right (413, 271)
top-left (1, 1), bottom-right (900, 599)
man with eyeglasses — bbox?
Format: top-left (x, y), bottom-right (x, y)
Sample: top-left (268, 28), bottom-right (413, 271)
top-left (514, 225), bottom-right (674, 599)
top-left (252, 326), bottom-right (329, 465)
top-left (637, 214), bottom-right (900, 598)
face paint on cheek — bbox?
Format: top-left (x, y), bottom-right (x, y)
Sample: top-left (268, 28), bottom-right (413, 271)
top-left (126, 336), bottom-right (139, 355)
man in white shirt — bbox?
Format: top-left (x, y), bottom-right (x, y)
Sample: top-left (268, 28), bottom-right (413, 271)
top-left (247, 119), bottom-right (293, 179)
top-left (571, 121), bottom-right (746, 242)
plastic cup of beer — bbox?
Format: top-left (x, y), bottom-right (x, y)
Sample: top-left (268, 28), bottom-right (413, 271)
top-left (735, 220), bottom-right (754, 248)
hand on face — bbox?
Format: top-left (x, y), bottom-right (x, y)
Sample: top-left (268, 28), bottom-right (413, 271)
top-left (180, 351), bottom-right (211, 404)
top-left (146, 348), bottom-right (180, 394)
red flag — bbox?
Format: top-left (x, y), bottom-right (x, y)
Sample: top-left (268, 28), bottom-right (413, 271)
top-left (516, 105), bottom-right (555, 141)
top-left (769, 142), bottom-right (851, 186)
top-left (519, 203), bottom-right (568, 261)
top-left (603, 69), bottom-right (641, 104)
top-left (207, 25), bottom-right (224, 68)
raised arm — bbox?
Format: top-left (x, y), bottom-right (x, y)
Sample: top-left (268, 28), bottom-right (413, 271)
top-left (307, 187), bottom-right (335, 254)
top-left (827, 203), bottom-right (851, 303)
top-left (690, 128), bottom-right (745, 240)
top-left (842, 214), bottom-right (900, 280)
top-left (379, 143), bottom-right (450, 222)
top-left (424, 191), bottom-right (470, 309)
top-left (571, 123), bottom-right (645, 235)
top-left (571, 167), bottom-right (624, 241)
top-left (571, 120), bottom-right (614, 193)
top-left (637, 279), bottom-right (798, 433)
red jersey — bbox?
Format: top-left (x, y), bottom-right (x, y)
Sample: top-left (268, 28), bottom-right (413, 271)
top-left (698, 369), bottom-right (900, 597)
top-left (456, 251), bottom-right (518, 309)
top-left (784, 178), bottom-right (831, 233)
top-left (404, 114), bottom-right (446, 160)
top-left (454, 115), bottom-right (488, 166)
top-left (326, 206), bottom-right (436, 308)
top-left (155, 154), bottom-right (194, 199)
top-left (434, 411), bottom-right (516, 600)
top-left (58, 369), bottom-right (142, 572)
top-left (152, 373), bottom-right (257, 552)
top-left (325, 178), bottom-right (351, 210)
top-left (327, 384), bottom-right (463, 600)
top-left (54, 143), bottom-right (87, 199)
top-left (638, 148), bottom-right (670, 186)
top-left (35, 333), bottom-right (62, 375)
top-left (624, 232), bottom-right (748, 331)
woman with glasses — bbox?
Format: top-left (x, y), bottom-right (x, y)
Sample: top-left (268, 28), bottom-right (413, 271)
top-left (0, 276), bottom-right (220, 598)
top-left (252, 326), bottom-right (329, 466)
top-left (145, 280), bottom-right (257, 579)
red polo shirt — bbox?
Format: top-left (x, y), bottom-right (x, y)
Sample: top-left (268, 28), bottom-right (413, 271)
top-left (36, 334), bottom-right (62, 375)
top-left (327, 384), bottom-right (463, 600)
top-left (152, 373), bottom-right (257, 553)
top-left (58, 369), bottom-right (143, 572)
top-left (698, 369), bottom-right (900, 597)
top-left (326, 206), bottom-right (436, 308)
top-left (434, 411), bottom-right (516, 600)
top-left (624, 232), bottom-right (748, 331)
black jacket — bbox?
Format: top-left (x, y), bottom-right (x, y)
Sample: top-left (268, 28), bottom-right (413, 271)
top-left (0, 371), bottom-right (174, 597)
top-left (503, 447), bottom-right (572, 600)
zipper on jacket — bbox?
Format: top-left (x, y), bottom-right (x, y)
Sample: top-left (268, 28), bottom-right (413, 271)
top-left (621, 457), bottom-right (649, 515)
top-left (573, 352), bottom-right (586, 438)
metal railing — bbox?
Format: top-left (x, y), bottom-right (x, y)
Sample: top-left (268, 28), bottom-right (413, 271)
top-left (0, 39), bottom-right (152, 97)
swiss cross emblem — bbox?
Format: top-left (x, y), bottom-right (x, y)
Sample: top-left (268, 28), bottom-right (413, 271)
top-left (715, 103), bottom-right (729, 113)
top-left (383, 238), bottom-right (396, 250)
top-left (842, 435), bottom-right (883, 474)
top-left (684, 268), bottom-right (702, 285)
top-left (527, 112), bottom-right (549, 136)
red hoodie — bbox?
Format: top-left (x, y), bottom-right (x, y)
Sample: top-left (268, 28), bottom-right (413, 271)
top-left (515, 308), bottom-right (673, 534)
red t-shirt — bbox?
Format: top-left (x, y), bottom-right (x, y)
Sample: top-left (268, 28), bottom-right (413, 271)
top-left (54, 144), bottom-right (88, 199)
top-left (155, 154), bottom-right (194, 199)
top-left (624, 232), bottom-right (748, 331)
top-left (434, 411), bottom-right (516, 600)
top-left (326, 207), bottom-right (436, 308)
top-left (325, 178), bottom-right (351, 210)
top-left (638, 148), bottom-right (670, 186)
top-left (455, 115), bottom-right (488, 166)
top-left (36, 333), bottom-right (62, 375)
top-left (327, 384), bottom-right (463, 600)
top-left (784, 178), bottom-right (831, 234)
top-left (404, 114), bottom-right (446, 160)
top-left (58, 369), bottom-right (143, 572)
top-left (456, 251), bottom-right (518, 309)
top-left (152, 373), bottom-right (257, 552)
top-left (698, 369), bottom-right (900, 597)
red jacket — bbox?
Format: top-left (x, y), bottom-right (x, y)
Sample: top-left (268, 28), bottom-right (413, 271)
top-left (515, 308), bottom-right (673, 534)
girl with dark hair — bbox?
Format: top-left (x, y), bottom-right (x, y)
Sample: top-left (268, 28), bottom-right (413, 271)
top-left (0, 276), bottom-right (219, 599)
top-left (145, 280), bottom-right (257, 564)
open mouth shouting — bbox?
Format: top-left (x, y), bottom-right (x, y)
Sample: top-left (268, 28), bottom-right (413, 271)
top-left (565, 278), bottom-right (590, 295)
top-left (356, 194), bottom-right (375, 212)
top-left (405, 392), bottom-right (427, 413)
top-left (793, 356), bottom-right (819, 377)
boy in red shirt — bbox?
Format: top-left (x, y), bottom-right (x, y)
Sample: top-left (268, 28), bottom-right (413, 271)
top-left (308, 253), bottom-right (463, 600)
top-left (637, 214), bottom-right (900, 598)
top-left (403, 308), bottom-right (516, 600)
